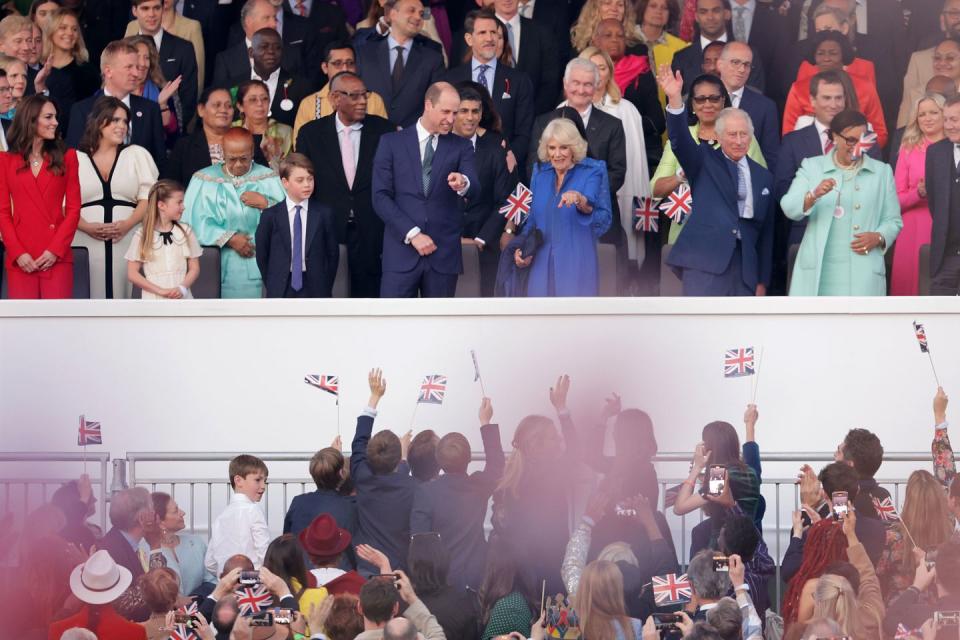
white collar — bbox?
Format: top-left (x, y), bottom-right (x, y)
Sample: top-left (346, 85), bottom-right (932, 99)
top-left (700, 32), bottom-right (727, 50)
top-left (252, 66), bottom-right (281, 83)
top-left (286, 197), bottom-right (307, 211)
top-left (335, 115), bottom-right (363, 132)
top-left (387, 34), bottom-right (412, 51)
top-left (814, 119), bottom-right (830, 137)
top-left (416, 119), bottom-right (435, 144)
top-left (230, 492), bottom-right (257, 505)
top-left (470, 133), bottom-right (478, 148)
top-left (496, 12), bottom-right (520, 26)
top-left (103, 88), bottom-right (131, 104)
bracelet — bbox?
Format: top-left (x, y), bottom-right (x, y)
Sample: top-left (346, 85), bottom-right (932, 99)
top-left (161, 107), bottom-right (170, 113)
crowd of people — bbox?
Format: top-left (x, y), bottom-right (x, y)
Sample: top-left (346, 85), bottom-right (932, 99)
top-left (7, 370), bottom-right (960, 640)
top-left (0, 0), bottom-right (954, 297)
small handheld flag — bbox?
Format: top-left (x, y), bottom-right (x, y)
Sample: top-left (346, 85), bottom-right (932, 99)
top-left (77, 415), bottom-right (102, 446)
top-left (470, 350), bottom-right (488, 397)
top-left (305, 374), bottom-right (339, 397)
top-left (500, 183), bottom-right (533, 226)
top-left (659, 184), bottom-right (692, 224)
top-left (168, 625), bottom-right (198, 640)
top-left (724, 347), bottom-right (755, 378)
top-left (633, 196), bottom-right (660, 232)
top-left (651, 573), bottom-right (692, 605)
top-left (872, 496), bottom-right (899, 522)
top-left (851, 131), bottom-right (878, 160)
top-left (913, 321), bottom-right (941, 387)
top-left (235, 584), bottom-right (273, 615)
top-left (418, 375), bottom-right (447, 405)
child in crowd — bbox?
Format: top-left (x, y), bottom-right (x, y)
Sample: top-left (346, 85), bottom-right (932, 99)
top-left (125, 179), bottom-right (202, 299)
top-left (204, 454), bottom-right (271, 577)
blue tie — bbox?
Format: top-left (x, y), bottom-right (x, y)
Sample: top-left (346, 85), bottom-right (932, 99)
top-left (478, 64), bottom-right (489, 90)
top-left (292, 204), bottom-right (303, 291)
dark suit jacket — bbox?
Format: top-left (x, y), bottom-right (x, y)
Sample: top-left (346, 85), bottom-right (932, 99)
top-left (99, 526), bottom-right (145, 580)
top-left (351, 413), bottom-right (419, 573)
top-left (296, 114), bottom-right (395, 278)
top-left (356, 36), bottom-right (445, 128)
top-left (527, 107), bottom-right (627, 198)
top-left (526, 0), bottom-right (571, 62)
top-left (255, 198), bottom-right (339, 297)
top-left (65, 93), bottom-right (166, 171)
top-left (780, 515), bottom-right (887, 584)
top-left (738, 86), bottom-right (780, 175)
top-left (443, 61), bottom-right (535, 168)
top-left (212, 57), bottom-right (312, 128)
top-left (225, 12), bottom-right (322, 80)
top-left (664, 107), bottom-right (775, 289)
top-left (926, 138), bottom-right (957, 276)
top-left (158, 30), bottom-right (199, 120)
top-left (182, 0), bottom-right (241, 83)
top-left (744, 3), bottom-right (788, 99)
top-left (672, 35), bottom-right (766, 94)
top-left (463, 130), bottom-right (516, 246)
top-left (283, 489), bottom-right (358, 537)
top-left (372, 126), bottom-right (479, 275)
top-left (162, 127), bottom-right (211, 186)
top-left (410, 423), bottom-right (505, 589)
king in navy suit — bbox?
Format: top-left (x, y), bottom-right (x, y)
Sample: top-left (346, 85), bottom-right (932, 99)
top-left (372, 82), bottom-right (480, 298)
top-left (658, 66), bottom-right (774, 296)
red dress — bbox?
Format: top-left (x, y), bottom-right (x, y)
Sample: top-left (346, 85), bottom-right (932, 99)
top-left (48, 605), bottom-right (147, 640)
top-left (0, 149), bottom-right (81, 298)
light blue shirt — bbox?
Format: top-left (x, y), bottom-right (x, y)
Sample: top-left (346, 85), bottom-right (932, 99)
top-left (387, 36), bottom-right (412, 71)
top-left (119, 529), bottom-right (140, 552)
top-left (731, 0), bottom-right (756, 41)
top-left (471, 57), bottom-right (497, 89)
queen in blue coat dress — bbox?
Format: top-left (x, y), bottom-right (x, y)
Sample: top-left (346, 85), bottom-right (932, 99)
top-left (515, 117), bottom-right (612, 296)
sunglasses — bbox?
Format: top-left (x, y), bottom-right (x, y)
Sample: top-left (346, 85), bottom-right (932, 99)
top-left (692, 94), bottom-right (724, 105)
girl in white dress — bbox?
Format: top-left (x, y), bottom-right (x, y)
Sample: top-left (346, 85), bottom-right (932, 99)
top-left (125, 180), bottom-right (202, 299)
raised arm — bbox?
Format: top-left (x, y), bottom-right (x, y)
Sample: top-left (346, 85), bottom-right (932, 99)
top-left (350, 368), bottom-right (388, 479)
top-left (742, 404), bottom-right (762, 481)
top-left (933, 386), bottom-right (956, 488)
top-left (655, 64), bottom-right (703, 183)
top-left (474, 397), bottom-right (506, 492)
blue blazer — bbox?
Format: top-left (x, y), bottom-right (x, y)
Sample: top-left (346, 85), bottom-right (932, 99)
top-left (372, 126), bottom-right (479, 275)
top-left (255, 199), bottom-right (339, 297)
top-left (738, 87), bottom-right (780, 175)
top-left (664, 108), bottom-right (775, 289)
top-left (356, 36), bottom-right (444, 128)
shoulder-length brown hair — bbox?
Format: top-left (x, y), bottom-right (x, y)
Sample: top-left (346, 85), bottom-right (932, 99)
top-left (125, 35), bottom-right (166, 87)
top-left (8, 94), bottom-right (66, 175)
top-left (77, 96), bottom-right (130, 156)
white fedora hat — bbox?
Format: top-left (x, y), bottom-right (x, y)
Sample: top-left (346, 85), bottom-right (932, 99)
top-left (69, 550), bottom-right (133, 605)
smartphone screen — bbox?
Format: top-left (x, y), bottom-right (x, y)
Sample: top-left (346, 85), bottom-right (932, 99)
top-left (832, 491), bottom-right (848, 519)
top-left (708, 465), bottom-right (726, 496)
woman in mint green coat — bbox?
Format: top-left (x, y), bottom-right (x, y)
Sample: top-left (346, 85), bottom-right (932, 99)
top-left (782, 110), bottom-right (902, 296)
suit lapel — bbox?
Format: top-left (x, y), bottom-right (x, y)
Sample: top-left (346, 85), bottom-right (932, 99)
top-left (20, 159), bottom-right (47, 215)
top-left (404, 43), bottom-right (423, 92)
top-left (304, 200), bottom-right (320, 250)
top-left (376, 39), bottom-right (391, 90)
top-left (404, 127), bottom-right (424, 194)
top-left (324, 118), bottom-right (350, 191)
top-left (704, 150), bottom-right (738, 214)
top-left (356, 118), bottom-right (379, 191)
top-left (492, 66), bottom-right (507, 109)
top-left (278, 202), bottom-right (293, 251)
top-left (427, 134), bottom-right (450, 197)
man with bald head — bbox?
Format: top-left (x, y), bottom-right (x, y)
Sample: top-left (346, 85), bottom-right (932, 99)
top-left (373, 82), bottom-right (479, 297)
top-left (658, 65), bottom-right (775, 296)
top-left (183, 127), bottom-right (287, 298)
top-left (716, 42), bottom-right (780, 174)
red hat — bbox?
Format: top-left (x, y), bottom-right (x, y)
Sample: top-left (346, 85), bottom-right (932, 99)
top-left (298, 514), bottom-right (352, 559)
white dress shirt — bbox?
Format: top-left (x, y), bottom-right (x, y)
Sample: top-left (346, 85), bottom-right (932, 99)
top-left (519, 0), bottom-right (536, 17)
top-left (497, 13), bottom-right (522, 62)
top-left (700, 32), bottom-right (728, 51)
top-left (335, 114), bottom-right (363, 174)
top-left (138, 28), bottom-right (164, 52)
top-left (252, 66), bottom-right (281, 107)
top-left (559, 100), bottom-right (592, 128)
top-left (814, 118), bottom-right (831, 153)
top-left (730, 0), bottom-right (756, 41)
top-left (287, 0), bottom-right (313, 16)
top-left (203, 492), bottom-right (271, 576)
top-left (729, 86), bottom-right (745, 108)
top-left (953, 143), bottom-right (960, 168)
top-left (286, 197), bottom-right (308, 272)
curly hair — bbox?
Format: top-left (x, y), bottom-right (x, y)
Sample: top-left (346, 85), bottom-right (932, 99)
top-left (781, 519), bottom-right (849, 627)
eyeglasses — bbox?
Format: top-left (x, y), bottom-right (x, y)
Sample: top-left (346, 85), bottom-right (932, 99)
top-left (692, 94), bottom-right (724, 104)
top-left (727, 58), bottom-right (752, 69)
top-left (835, 133), bottom-right (861, 146)
top-left (327, 59), bottom-right (356, 69)
top-left (334, 90), bottom-right (370, 100)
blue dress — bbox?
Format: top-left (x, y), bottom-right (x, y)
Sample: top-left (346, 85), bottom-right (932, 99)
top-left (519, 157), bottom-right (612, 296)
top-left (140, 532), bottom-right (213, 594)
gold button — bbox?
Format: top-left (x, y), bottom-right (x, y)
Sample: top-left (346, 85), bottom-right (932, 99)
top-left (855, 204), bottom-right (861, 210)
top-left (853, 225), bottom-right (860, 230)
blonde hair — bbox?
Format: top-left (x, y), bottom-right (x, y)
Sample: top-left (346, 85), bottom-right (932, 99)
top-left (0, 15), bottom-right (33, 45)
top-left (580, 46), bottom-right (621, 103)
top-left (812, 574), bottom-right (858, 636)
top-left (139, 179), bottom-right (186, 263)
top-left (571, 0), bottom-right (639, 52)
top-left (0, 53), bottom-right (26, 74)
top-left (902, 92), bottom-right (946, 150)
top-left (537, 118), bottom-right (589, 164)
top-left (898, 469), bottom-right (953, 572)
top-left (572, 560), bottom-right (635, 640)
top-left (41, 8), bottom-right (88, 64)
top-left (496, 415), bottom-right (557, 498)
top-left (598, 542), bottom-right (638, 566)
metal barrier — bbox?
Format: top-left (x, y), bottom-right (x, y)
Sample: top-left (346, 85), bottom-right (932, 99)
top-left (0, 452), bottom-right (111, 532)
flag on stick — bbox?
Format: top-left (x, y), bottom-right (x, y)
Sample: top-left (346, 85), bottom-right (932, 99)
top-left (305, 374), bottom-right (339, 397)
top-left (913, 321), bottom-right (941, 387)
top-left (724, 347), bottom-right (755, 378)
top-left (470, 350), bottom-right (487, 397)
top-left (500, 183), bottom-right (533, 226)
top-left (851, 131), bottom-right (878, 160)
top-left (651, 573), bottom-right (692, 605)
top-left (235, 584), bottom-right (273, 615)
top-left (77, 415), bottom-right (102, 446)
top-left (633, 196), bottom-right (660, 232)
top-left (659, 184), bottom-right (692, 224)
top-left (418, 375), bottom-right (447, 405)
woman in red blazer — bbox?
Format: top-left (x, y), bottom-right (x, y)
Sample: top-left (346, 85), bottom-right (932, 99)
top-left (0, 94), bottom-right (81, 298)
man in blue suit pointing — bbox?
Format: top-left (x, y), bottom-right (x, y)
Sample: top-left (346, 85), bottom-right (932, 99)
top-left (657, 65), bottom-right (775, 297)
top-left (373, 82), bottom-right (479, 297)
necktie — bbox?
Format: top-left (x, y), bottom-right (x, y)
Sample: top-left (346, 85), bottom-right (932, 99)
top-left (736, 163), bottom-right (747, 217)
top-left (477, 64), bottom-right (490, 90)
top-left (519, 0), bottom-right (533, 18)
top-left (422, 135), bottom-right (435, 194)
top-left (824, 130), bottom-right (834, 154)
top-left (733, 6), bottom-right (747, 41)
top-left (295, 0), bottom-right (306, 15)
top-left (292, 205), bottom-right (303, 291)
top-left (340, 127), bottom-right (356, 188)
top-left (506, 22), bottom-right (516, 60)
top-left (391, 45), bottom-right (405, 92)
top-left (798, 0), bottom-right (814, 40)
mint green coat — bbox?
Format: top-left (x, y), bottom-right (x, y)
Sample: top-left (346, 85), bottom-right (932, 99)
top-left (781, 154), bottom-right (902, 296)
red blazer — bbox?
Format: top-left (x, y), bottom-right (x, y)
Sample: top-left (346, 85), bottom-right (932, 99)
top-left (48, 605), bottom-right (147, 640)
top-left (0, 148), bottom-right (80, 268)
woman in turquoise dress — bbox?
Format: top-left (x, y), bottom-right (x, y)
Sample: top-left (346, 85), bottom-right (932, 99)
top-left (514, 117), bottom-right (612, 296)
top-left (142, 492), bottom-right (214, 595)
top-left (781, 109), bottom-right (902, 296)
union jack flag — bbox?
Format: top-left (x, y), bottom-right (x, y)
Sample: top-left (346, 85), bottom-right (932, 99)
top-left (418, 375), bottom-right (447, 405)
top-left (168, 625), bottom-right (197, 640)
top-left (659, 184), bottom-right (692, 224)
top-left (851, 131), bottom-right (878, 160)
top-left (499, 182), bottom-right (533, 226)
top-left (873, 495), bottom-right (900, 522)
top-left (652, 573), bottom-right (692, 605)
top-left (724, 347), bottom-right (755, 378)
top-left (913, 322), bottom-right (929, 353)
top-left (305, 374), bottom-right (339, 397)
top-left (235, 584), bottom-right (273, 615)
top-left (177, 600), bottom-right (198, 616)
top-left (77, 415), bottom-right (102, 446)
top-left (895, 624), bottom-right (922, 640)
top-left (633, 196), bottom-right (660, 232)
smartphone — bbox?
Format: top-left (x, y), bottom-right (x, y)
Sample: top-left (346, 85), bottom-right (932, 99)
top-left (273, 608), bottom-right (294, 625)
top-left (654, 613), bottom-right (682, 628)
top-left (708, 465), bottom-right (726, 496)
top-left (831, 491), bottom-right (849, 520)
top-left (614, 503), bottom-right (637, 517)
top-left (935, 611), bottom-right (960, 626)
top-left (249, 611), bottom-right (274, 626)
top-left (926, 549), bottom-right (939, 570)
top-left (173, 613), bottom-right (198, 627)
top-left (712, 556), bottom-right (730, 572)
top-left (239, 570), bottom-right (260, 585)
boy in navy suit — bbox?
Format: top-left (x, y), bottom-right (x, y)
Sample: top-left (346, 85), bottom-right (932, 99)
top-left (256, 153), bottom-right (339, 297)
